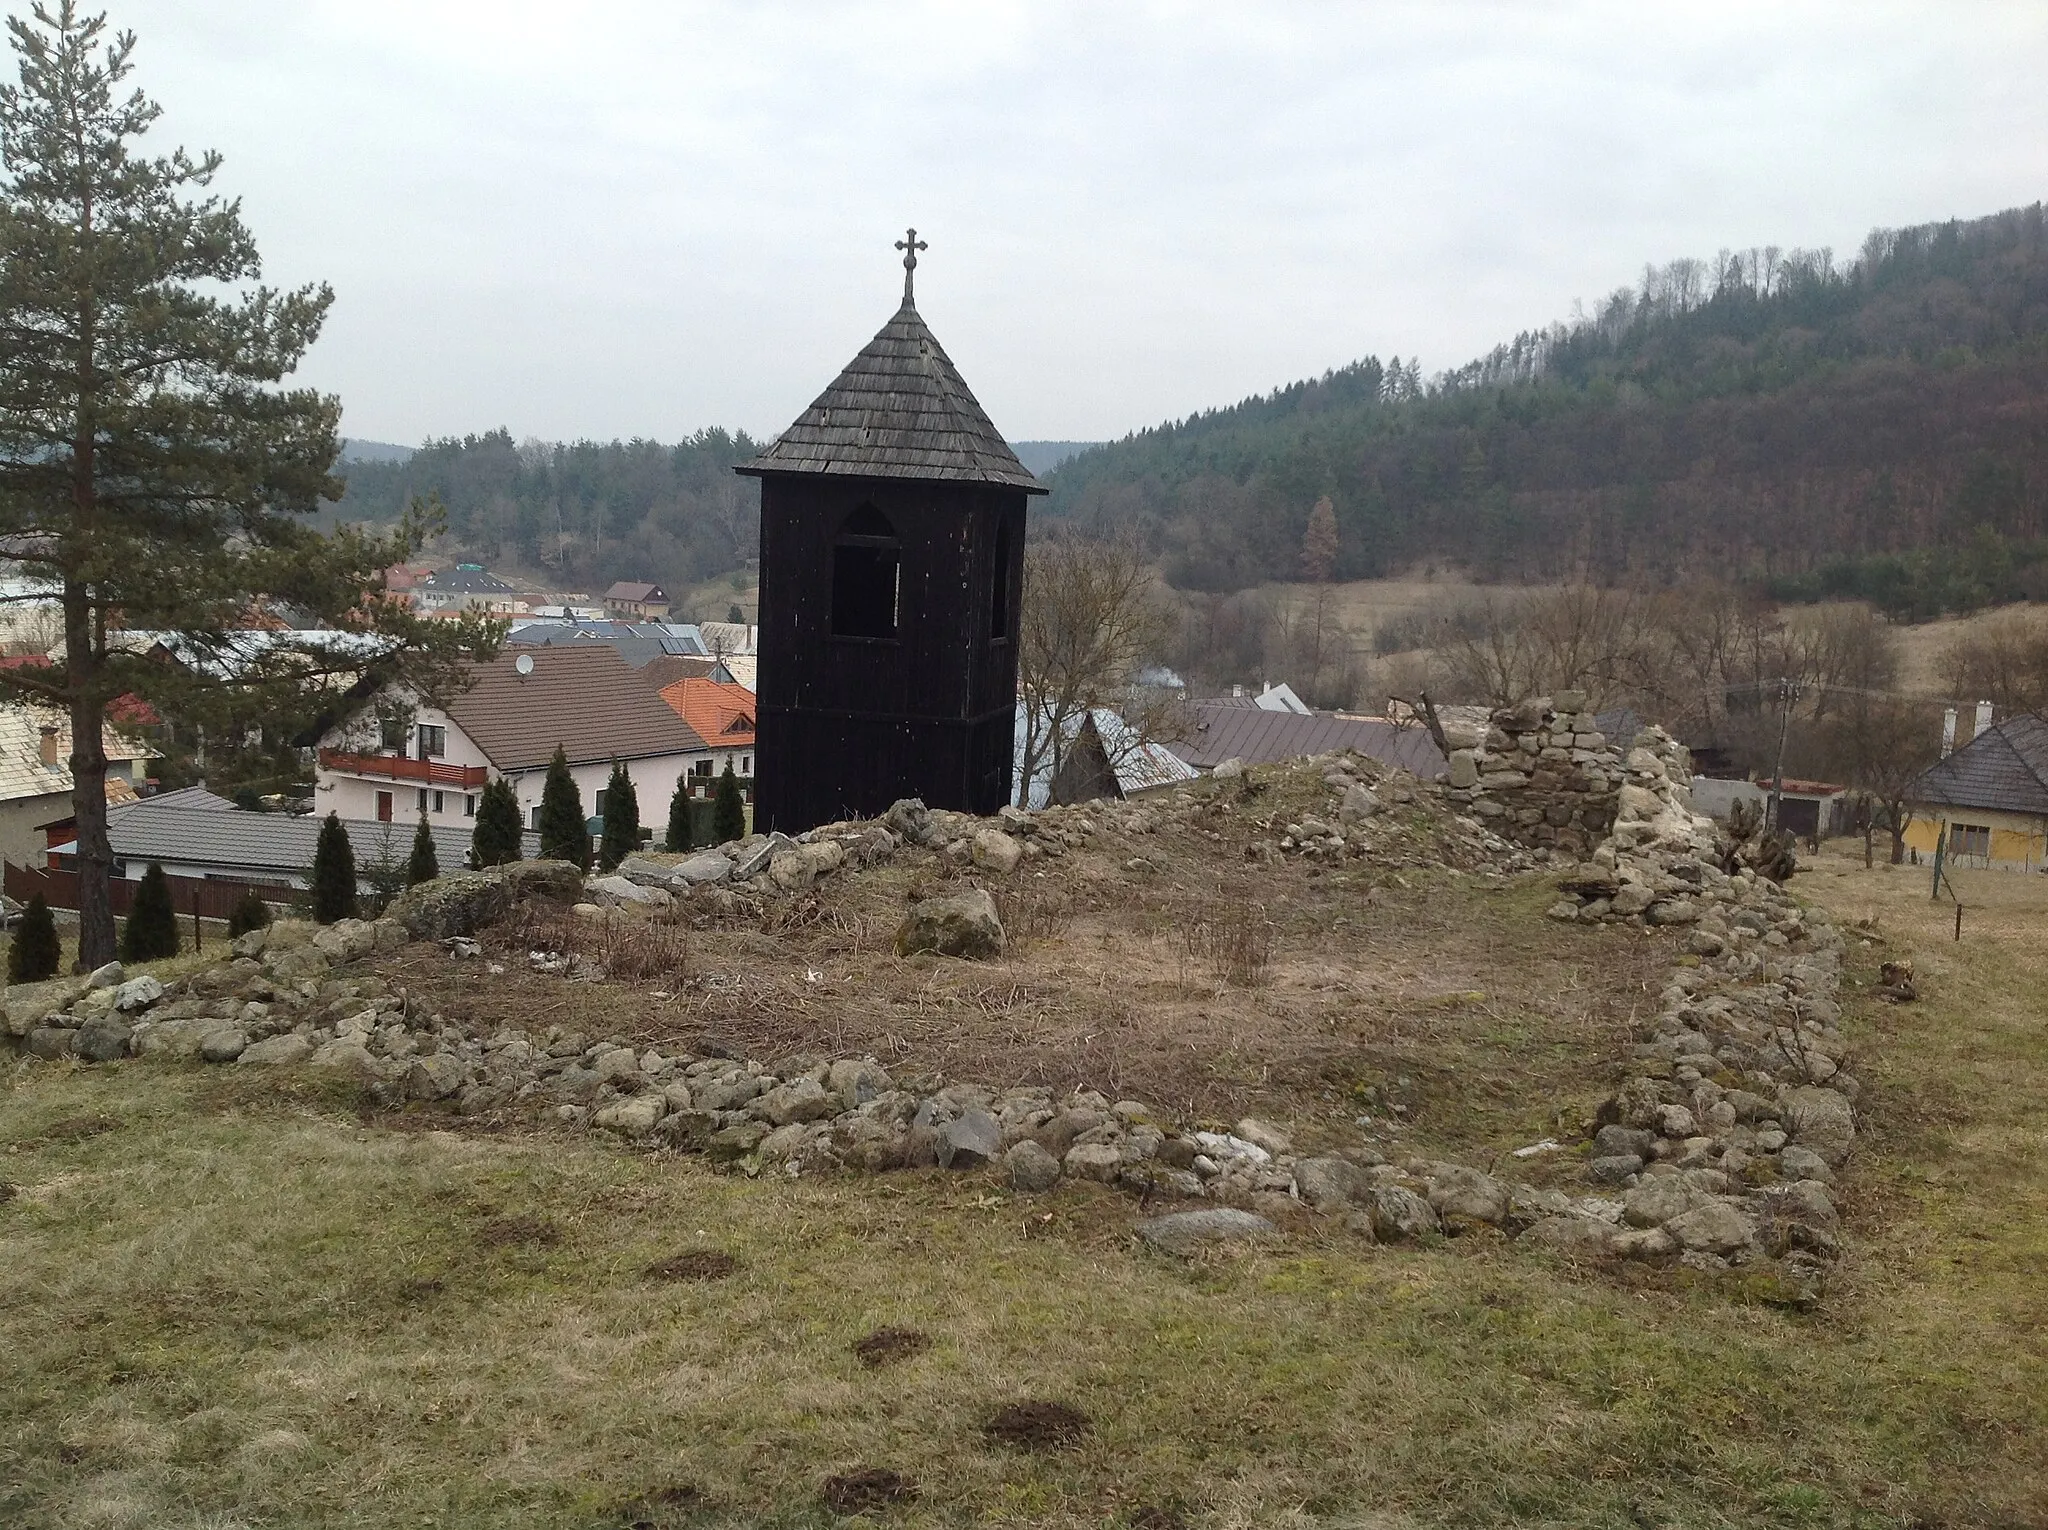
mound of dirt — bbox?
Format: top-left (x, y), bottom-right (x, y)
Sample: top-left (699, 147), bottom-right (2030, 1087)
top-left (982, 1399), bottom-right (1091, 1451)
top-left (644, 1250), bottom-right (738, 1282)
top-left (852, 1326), bottom-right (931, 1367)
top-left (821, 1468), bottom-right (917, 1514)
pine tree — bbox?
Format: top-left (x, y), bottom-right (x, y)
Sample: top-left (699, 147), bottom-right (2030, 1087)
top-left (713, 759), bottom-right (747, 845)
top-left (8, 891), bottom-right (59, 982)
top-left (538, 745), bottom-right (589, 868)
top-left (666, 770), bottom-right (695, 853)
top-left (0, 8), bottom-right (494, 967)
top-left (120, 861), bottom-right (178, 962)
top-left (406, 811), bottom-right (439, 885)
top-left (311, 811), bottom-right (358, 923)
top-left (598, 758), bottom-right (638, 870)
top-left (226, 885), bottom-right (272, 939)
top-left (471, 777), bottom-right (523, 867)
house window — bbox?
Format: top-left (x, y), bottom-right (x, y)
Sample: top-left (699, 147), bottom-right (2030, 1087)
top-left (433, 790), bottom-right (446, 814)
top-left (990, 520), bottom-right (1012, 641)
top-left (463, 794), bottom-right (475, 818)
top-left (379, 716), bottom-right (407, 752)
top-left (692, 759), bottom-right (713, 778)
top-left (742, 756), bottom-right (751, 775)
top-left (417, 788), bottom-right (429, 813)
top-left (831, 503), bottom-right (900, 639)
top-left (594, 788), bottom-right (607, 818)
top-left (376, 790), bottom-right (393, 823)
top-left (1952, 823), bottom-right (1991, 858)
top-left (417, 724), bottom-right (446, 759)
top-left (530, 806), bottom-right (541, 831)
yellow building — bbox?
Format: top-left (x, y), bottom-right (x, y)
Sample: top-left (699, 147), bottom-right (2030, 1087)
top-left (1901, 715), bottom-right (2048, 871)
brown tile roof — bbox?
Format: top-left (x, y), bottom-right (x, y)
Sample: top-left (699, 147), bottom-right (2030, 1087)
top-left (1168, 700), bottom-right (1448, 779)
top-left (445, 647), bottom-right (707, 773)
top-left (605, 581), bottom-right (666, 603)
top-left (736, 299), bottom-right (1046, 492)
top-left (638, 654), bottom-right (726, 692)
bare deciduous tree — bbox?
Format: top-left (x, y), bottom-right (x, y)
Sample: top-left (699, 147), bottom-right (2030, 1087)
top-left (1016, 530), bottom-right (1172, 807)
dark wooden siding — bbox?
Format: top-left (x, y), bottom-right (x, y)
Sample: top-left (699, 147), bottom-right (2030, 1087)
top-left (754, 473), bottom-right (1027, 832)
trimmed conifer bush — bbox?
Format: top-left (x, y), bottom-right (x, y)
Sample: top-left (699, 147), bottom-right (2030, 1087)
top-left (121, 861), bottom-right (179, 962)
top-left (407, 812), bottom-right (439, 886)
top-left (666, 770), bottom-right (694, 852)
top-left (472, 778), bottom-right (523, 867)
top-left (538, 745), bottom-right (590, 869)
top-left (713, 760), bottom-right (746, 845)
top-left (599, 759), bottom-right (638, 871)
top-left (311, 811), bottom-right (358, 923)
top-left (8, 892), bottom-right (60, 983)
top-left (226, 885), bottom-right (272, 939)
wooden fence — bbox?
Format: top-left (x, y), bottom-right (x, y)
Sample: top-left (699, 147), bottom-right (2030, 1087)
top-left (4, 861), bottom-right (294, 925)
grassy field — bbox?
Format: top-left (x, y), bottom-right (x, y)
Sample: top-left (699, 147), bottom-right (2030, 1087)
top-left (3, 839), bottom-right (2046, 1527)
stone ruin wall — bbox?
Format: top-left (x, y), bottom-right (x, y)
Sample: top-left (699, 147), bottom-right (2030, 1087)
top-left (1440, 688), bottom-right (1691, 858)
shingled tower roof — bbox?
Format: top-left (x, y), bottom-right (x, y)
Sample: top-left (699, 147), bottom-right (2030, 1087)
top-left (737, 245), bottom-right (1046, 492)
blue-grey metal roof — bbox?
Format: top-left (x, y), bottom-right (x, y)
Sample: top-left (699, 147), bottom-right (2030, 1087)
top-left (59, 801), bottom-right (535, 878)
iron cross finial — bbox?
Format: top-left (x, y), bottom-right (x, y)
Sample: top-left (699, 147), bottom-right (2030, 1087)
top-left (894, 226), bottom-right (928, 305)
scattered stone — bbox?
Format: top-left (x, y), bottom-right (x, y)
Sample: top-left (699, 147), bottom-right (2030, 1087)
top-left (593, 1094), bottom-right (667, 1137)
top-left (85, 961), bottom-right (124, 989)
top-left (1365, 1185), bottom-right (1440, 1242)
top-left (199, 1028), bottom-right (248, 1064)
top-left (1136, 1207), bottom-right (1278, 1255)
top-left (239, 1034), bottom-right (314, 1067)
top-left (937, 1108), bottom-right (1002, 1169)
top-left (1232, 1117), bottom-right (1291, 1156)
top-left (1664, 1201), bottom-right (1755, 1256)
top-left (1292, 1156), bottom-right (1368, 1209)
top-left (970, 827), bottom-right (1024, 873)
top-left (1005, 1139), bottom-right (1061, 1192)
top-left (110, 975), bottom-right (164, 1013)
top-left (1782, 1086), bottom-right (1856, 1167)
top-left (71, 1015), bottom-right (133, 1063)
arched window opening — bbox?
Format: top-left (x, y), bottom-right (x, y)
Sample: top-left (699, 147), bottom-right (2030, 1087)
top-left (989, 519), bottom-right (1013, 642)
top-left (832, 503), bottom-right (900, 639)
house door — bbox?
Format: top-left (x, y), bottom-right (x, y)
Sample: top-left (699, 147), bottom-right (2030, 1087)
top-left (376, 790), bottom-right (393, 823)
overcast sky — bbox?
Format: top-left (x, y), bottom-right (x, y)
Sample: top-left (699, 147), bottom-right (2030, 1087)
top-left (111, 1), bottom-right (2048, 447)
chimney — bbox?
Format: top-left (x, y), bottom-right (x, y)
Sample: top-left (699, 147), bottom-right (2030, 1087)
top-left (37, 725), bottom-right (58, 769)
top-left (1975, 699), bottom-right (1995, 740)
top-left (1940, 707), bottom-right (1957, 759)
top-left (1231, 684), bottom-right (1244, 699)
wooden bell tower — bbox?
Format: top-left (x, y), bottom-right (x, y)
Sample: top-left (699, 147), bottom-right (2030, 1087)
top-left (736, 231), bottom-right (1046, 833)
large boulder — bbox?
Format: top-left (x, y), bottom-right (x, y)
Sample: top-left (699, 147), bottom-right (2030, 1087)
top-left (895, 888), bottom-right (1006, 960)
top-left (110, 975), bottom-right (165, 1013)
top-left (1365, 1185), bottom-right (1440, 1242)
top-left (1292, 1156), bottom-right (1369, 1209)
top-left (937, 1108), bottom-right (1002, 1169)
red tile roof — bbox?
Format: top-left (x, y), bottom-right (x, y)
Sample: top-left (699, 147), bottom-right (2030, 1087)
top-left (658, 677), bottom-right (755, 749)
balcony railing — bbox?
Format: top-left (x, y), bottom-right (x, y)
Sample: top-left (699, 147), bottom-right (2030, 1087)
top-left (318, 749), bottom-right (488, 789)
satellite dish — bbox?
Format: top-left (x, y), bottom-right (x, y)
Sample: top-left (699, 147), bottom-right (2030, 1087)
top-left (514, 653), bottom-right (535, 677)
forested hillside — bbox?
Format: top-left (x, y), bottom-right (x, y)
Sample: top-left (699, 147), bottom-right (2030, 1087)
top-left (333, 429), bottom-right (761, 597)
top-left (1048, 203), bottom-right (2048, 615)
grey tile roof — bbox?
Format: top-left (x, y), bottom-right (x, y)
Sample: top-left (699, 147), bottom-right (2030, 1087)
top-left (75, 803), bottom-right (533, 879)
top-left (1906, 715), bottom-right (2048, 817)
top-left (1168, 700), bottom-right (1449, 779)
top-left (736, 301), bottom-right (1046, 492)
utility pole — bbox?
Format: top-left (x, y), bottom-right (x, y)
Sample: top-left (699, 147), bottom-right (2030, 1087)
top-left (1766, 677), bottom-right (1799, 835)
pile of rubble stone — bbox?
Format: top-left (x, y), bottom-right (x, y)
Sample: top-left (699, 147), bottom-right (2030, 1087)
top-left (2, 710), bottom-right (1857, 1293)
